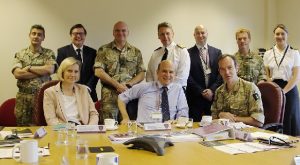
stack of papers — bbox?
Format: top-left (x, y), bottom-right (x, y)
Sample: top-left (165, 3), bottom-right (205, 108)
top-left (0, 129), bottom-right (33, 138)
top-left (165, 133), bottom-right (202, 142)
top-left (108, 133), bottom-right (137, 143)
top-left (192, 124), bottom-right (235, 141)
top-left (214, 142), bottom-right (282, 155)
top-left (251, 132), bottom-right (289, 140)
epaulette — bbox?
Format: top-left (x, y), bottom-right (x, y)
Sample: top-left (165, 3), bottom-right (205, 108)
top-left (154, 47), bottom-right (162, 51)
top-left (176, 44), bottom-right (185, 49)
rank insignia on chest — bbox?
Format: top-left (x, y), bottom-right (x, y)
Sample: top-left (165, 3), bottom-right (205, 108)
top-left (253, 93), bottom-right (259, 100)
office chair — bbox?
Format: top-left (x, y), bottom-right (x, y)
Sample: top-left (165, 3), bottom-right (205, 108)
top-left (95, 100), bottom-right (104, 124)
top-left (0, 98), bottom-right (17, 126)
top-left (257, 82), bottom-right (285, 133)
top-left (33, 80), bottom-right (60, 126)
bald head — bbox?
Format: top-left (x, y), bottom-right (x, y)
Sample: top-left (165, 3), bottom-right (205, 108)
top-left (113, 21), bottom-right (129, 44)
top-left (157, 60), bottom-right (175, 86)
top-left (194, 25), bottom-right (208, 46)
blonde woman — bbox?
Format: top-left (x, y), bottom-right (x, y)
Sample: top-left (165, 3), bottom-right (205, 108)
top-left (43, 57), bottom-right (98, 125)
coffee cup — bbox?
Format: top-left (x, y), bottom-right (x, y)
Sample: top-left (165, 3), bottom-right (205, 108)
top-left (96, 152), bottom-right (119, 165)
top-left (12, 140), bottom-right (38, 163)
top-left (200, 116), bottom-right (212, 126)
top-left (104, 118), bottom-right (118, 128)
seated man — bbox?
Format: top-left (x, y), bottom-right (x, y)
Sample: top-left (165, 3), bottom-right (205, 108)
top-left (118, 60), bottom-right (188, 124)
top-left (211, 54), bottom-right (264, 127)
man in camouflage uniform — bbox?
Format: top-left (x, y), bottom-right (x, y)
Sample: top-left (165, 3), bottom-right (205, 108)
top-left (234, 28), bottom-right (266, 84)
top-left (12, 25), bottom-right (56, 126)
top-left (211, 54), bottom-right (264, 127)
top-left (94, 21), bottom-right (146, 120)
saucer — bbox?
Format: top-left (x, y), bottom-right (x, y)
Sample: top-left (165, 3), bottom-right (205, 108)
top-left (175, 124), bottom-right (186, 129)
top-left (106, 126), bottom-right (118, 131)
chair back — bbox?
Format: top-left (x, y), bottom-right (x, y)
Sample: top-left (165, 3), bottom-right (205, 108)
top-left (33, 80), bottom-right (60, 126)
top-left (257, 82), bottom-right (285, 125)
top-left (0, 98), bottom-right (17, 126)
top-left (94, 100), bottom-right (103, 124)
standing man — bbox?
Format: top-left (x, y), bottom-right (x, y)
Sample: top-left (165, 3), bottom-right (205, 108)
top-left (186, 25), bottom-right (222, 122)
top-left (57, 24), bottom-right (99, 102)
top-left (234, 28), bottom-right (266, 84)
top-left (94, 21), bottom-right (146, 120)
top-left (12, 24), bottom-right (56, 126)
top-left (146, 22), bottom-right (190, 87)
top-left (211, 55), bottom-right (264, 127)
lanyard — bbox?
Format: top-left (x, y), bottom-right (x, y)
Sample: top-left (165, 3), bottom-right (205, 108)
top-left (272, 45), bottom-right (289, 68)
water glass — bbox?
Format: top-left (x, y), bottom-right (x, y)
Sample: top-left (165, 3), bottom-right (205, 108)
top-left (56, 128), bottom-right (69, 145)
top-left (127, 120), bottom-right (138, 136)
top-left (67, 123), bottom-right (77, 138)
top-left (76, 139), bottom-right (89, 160)
top-left (185, 118), bottom-right (193, 134)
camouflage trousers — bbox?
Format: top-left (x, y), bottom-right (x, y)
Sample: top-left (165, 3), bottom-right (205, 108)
top-left (101, 87), bottom-right (120, 121)
top-left (15, 92), bottom-right (35, 126)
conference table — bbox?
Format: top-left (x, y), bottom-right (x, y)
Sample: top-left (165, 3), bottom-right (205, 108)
top-left (0, 125), bottom-right (299, 165)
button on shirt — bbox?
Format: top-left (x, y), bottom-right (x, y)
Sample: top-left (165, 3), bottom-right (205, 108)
top-left (118, 81), bottom-right (189, 123)
top-left (146, 42), bottom-right (190, 86)
top-left (263, 46), bottom-right (300, 81)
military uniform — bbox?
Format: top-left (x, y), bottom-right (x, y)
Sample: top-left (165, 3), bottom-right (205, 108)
top-left (235, 51), bottom-right (266, 84)
top-left (94, 41), bottom-right (146, 119)
top-left (12, 47), bottom-right (56, 126)
top-left (211, 78), bottom-right (265, 124)
top-left (146, 42), bottom-right (190, 86)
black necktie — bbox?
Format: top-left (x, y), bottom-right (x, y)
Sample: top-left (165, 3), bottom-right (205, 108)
top-left (161, 48), bottom-right (168, 61)
top-left (76, 49), bottom-right (82, 62)
top-left (161, 87), bottom-right (170, 122)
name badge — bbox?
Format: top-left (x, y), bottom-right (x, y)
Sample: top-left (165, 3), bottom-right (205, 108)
top-left (151, 112), bottom-right (162, 120)
top-left (204, 68), bottom-right (211, 75)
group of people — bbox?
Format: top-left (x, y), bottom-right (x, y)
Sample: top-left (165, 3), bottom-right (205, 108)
top-left (11, 21), bottom-right (300, 136)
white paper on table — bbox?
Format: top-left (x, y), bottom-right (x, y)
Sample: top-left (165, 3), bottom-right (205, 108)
top-left (0, 131), bottom-right (34, 138)
top-left (227, 122), bottom-right (253, 129)
top-left (214, 142), bottom-right (281, 155)
top-left (214, 145), bottom-right (247, 154)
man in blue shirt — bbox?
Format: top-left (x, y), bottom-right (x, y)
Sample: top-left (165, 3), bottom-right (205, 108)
top-left (118, 60), bottom-right (189, 124)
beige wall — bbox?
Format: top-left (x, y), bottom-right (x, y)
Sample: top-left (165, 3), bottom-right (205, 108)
top-left (0, 0), bottom-right (286, 103)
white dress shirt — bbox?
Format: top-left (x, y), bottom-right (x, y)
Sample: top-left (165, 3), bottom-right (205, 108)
top-left (146, 42), bottom-right (190, 86)
top-left (263, 45), bottom-right (300, 81)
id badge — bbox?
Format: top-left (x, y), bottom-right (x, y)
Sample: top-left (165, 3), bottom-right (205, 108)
top-left (204, 68), bottom-right (211, 75)
top-left (151, 112), bottom-right (162, 120)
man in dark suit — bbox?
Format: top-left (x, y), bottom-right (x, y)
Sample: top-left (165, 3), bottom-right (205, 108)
top-left (57, 24), bottom-right (99, 102)
top-left (186, 25), bottom-right (222, 122)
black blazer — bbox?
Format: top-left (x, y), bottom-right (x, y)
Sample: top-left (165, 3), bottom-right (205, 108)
top-left (57, 44), bottom-right (99, 102)
top-left (186, 45), bottom-right (222, 120)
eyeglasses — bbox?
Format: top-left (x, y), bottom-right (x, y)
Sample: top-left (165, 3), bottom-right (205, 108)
top-left (258, 136), bottom-right (298, 147)
top-left (72, 32), bottom-right (85, 36)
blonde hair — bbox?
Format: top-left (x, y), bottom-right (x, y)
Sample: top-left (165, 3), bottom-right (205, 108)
top-left (235, 28), bottom-right (251, 40)
top-left (57, 57), bottom-right (81, 81)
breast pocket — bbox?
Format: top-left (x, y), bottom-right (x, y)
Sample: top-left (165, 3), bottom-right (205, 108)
top-left (229, 93), bottom-right (249, 117)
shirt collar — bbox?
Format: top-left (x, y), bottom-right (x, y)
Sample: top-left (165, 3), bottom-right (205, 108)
top-left (112, 41), bottom-right (132, 51)
top-left (164, 42), bottom-right (176, 51)
top-left (72, 44), bottom-right (83, 51)
top-left (224, 78), bottom-right (241, 93)
top-left (156, 81), bottom-right (173, 90)
top-left (196, 43), bottom-right (208, 50)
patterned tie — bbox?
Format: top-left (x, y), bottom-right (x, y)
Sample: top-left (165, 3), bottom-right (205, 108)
top-left (161, 87), bottom-right (170, 122)
top-left (161, 48), bottom-right (168, 61)
top-left (199, 47), bottom-right (206, 64)
top-left (76, 49), bottom-right (82, 62)
top-left (200, 47), bottom-right (209, 87)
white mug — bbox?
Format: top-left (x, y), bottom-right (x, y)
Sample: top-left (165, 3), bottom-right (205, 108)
top-left (104, 118), bottom-right (118, 128)
top-left (200, 116), bottom-right (212, 126)
top-left (12, 140), bottom-right (38, 163)
top-left (96, 153), bottom-right (119, 165)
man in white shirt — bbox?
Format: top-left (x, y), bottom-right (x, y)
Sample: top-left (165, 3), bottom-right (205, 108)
top-left (146, 22), bottom-right (190, 87)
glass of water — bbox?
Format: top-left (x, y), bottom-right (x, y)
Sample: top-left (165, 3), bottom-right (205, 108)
top-left (127, 120), bottom-right (138, 136)
top-left (76, 139), bottom-right (89, 160)
top-left (56, 127), bottom-right (69, 145)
